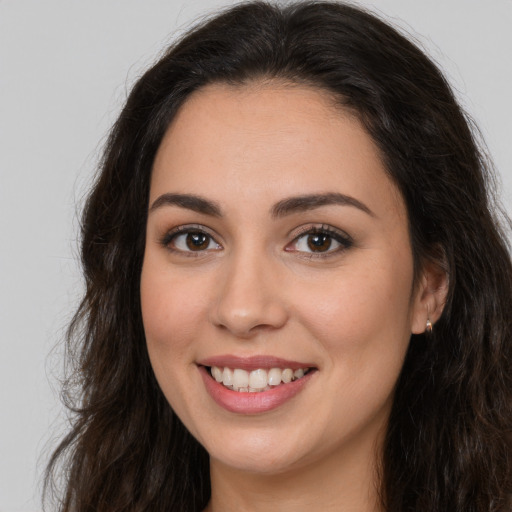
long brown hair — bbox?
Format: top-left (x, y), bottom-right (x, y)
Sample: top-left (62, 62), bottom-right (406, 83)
top-left (45, 2), bottom-right (512, 510)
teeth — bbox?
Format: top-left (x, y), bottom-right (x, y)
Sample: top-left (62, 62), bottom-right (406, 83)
top-left (212, 366), bottom-right (223, 382)
top-left (209, 365), bottom-right (311, 392)
top-left (233, 369), bottom-right (249, 389)
top-left (281, 368), bottom-right (293, 383)
top-left (248, 369), bottom-right (267, 390)
top-left (222, 367), bottom-right (234, 386)
top-left (268, 368), bottom-right (282, 386)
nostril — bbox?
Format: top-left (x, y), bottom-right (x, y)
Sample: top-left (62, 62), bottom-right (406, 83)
top-left (210, 261), bottom-right (289, 336)
top-left (211, 301), bottom-right (289, 338)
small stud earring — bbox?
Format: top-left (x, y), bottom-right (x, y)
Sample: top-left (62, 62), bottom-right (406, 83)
top-left (425, 305), bottom-right (433, 333)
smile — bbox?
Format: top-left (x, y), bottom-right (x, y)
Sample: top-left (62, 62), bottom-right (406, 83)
top-left (198, 357), bottom-right (317, 414)
top-left (209, 366), bottom-right (312, 392)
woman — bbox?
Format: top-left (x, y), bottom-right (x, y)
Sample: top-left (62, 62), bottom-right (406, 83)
top-left (45, 1), bottom-right (512, 511)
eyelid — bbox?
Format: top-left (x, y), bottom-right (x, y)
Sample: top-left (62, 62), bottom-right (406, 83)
top-left (158, 222), bottom-right (352, 257)
top-left (286, 223), bottom-right (353, 256)
top-left (290, 223), bottom-right (351, 240)
top-left (160, 224), bottom-right (223, 253)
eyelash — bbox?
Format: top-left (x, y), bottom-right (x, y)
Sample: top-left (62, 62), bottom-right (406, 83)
top-left (286, 224), bottom-right (353, 258)
top-left (160, 224), bottom-right (221, 256)
top-left (160, 224), bottom-right (353, 257)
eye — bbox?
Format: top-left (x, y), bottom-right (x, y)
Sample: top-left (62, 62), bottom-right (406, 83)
top-left (287, 226), bottom-right (352, 255)
top-left (162, 227), bottom-right (222, 253)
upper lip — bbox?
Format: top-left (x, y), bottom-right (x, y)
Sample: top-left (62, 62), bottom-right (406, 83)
top-left (197, 355), bottom-right (316, 371)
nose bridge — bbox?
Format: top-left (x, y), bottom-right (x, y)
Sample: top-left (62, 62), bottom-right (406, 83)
top-left (211, 242), bottom-right (288, 337)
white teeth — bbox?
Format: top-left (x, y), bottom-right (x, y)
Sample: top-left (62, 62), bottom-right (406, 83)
top-left (268, 368), bottom-right (282, 386)
top-left (212, 366), bottom-right (223, 382)
top-left (209, 365), bottom-right (311, 392)
top-left (293, 369), bottom-right (304, 379)
top-left (281, 368), bottom-right (293, 383)
top-left (233, 369), bottom-right (249, 389)
top-left (249, 369), bottom-right (268, 390)
top-left (222, 367), bottom-right (233, 386)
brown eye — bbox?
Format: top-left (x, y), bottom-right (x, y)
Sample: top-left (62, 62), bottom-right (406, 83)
top-left (307, 233), bottom-right (332, 252)
top-left (167, 230), bottom-right (221, 253)
top-left (186, 232), bottom-right (210, 251)
top-left (287, 226), bottom-right (353, 256)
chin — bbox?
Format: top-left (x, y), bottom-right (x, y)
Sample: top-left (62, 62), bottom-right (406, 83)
top-left (210, 445), bottom-right (305, 476)
top-left (198, 422), bottom-right (325, 476)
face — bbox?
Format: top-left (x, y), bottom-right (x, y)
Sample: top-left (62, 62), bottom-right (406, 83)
top-left (141, 82), bottom-right (429, 476)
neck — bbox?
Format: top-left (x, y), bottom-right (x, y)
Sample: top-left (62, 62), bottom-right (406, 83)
top-left (205, 428), bottom-right (384, 512)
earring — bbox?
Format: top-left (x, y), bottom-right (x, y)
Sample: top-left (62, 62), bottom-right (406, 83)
top-left (425, 305), bottom-right (433, 333)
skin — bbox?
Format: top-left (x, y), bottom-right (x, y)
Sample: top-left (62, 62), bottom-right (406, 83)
top-left (140, 82), bottom-right (447, 512)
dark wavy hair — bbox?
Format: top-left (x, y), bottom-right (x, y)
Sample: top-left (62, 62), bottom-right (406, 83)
top-left (45, 1), bottom-right (512, 511)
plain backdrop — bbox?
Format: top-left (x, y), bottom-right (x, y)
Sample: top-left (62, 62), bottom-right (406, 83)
top-left (0, 1), bottom-right (511, 510)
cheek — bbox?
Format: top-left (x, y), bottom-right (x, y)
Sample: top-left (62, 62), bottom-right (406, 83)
top-left (140, 261), bottom-right (212, 427)
top-left (293, 253), bottom-right (414, 369)
top-left (140, 260), bottom-right (208, 363)
top-left (294, 259), bottom-right (414, 433)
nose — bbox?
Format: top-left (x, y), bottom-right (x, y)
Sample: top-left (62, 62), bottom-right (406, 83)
top-left (210, 250), bottom-right (288, 338)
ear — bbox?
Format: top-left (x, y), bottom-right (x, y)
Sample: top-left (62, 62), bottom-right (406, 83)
top-left (411, 259), bottom-right (449, 334)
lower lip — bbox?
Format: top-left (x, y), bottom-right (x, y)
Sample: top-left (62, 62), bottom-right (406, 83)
top-left (199, 366), bottom-right (315, 414)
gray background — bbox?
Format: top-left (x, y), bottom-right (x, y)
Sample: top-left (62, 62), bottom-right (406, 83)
top-left (1, 1), bottom-right (510, 510)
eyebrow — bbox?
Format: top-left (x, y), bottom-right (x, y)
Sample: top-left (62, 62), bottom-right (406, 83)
top-left (271, 193), bottom-right (374, 218)
top-left (149, 193), bottom-right (222, 216)
top-left (148, 191), bottom-right (374, 218)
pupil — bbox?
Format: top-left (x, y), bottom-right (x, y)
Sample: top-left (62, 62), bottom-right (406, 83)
top-left (186, 232), bottom-right (209, 250)
top-left (307, 234), bottom-right (331, 252)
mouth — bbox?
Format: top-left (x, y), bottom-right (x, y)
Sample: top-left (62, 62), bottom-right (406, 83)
top-left (206, 365), bottom-right (314, 393)
top-left (197, 356), bottom-right (317, 414)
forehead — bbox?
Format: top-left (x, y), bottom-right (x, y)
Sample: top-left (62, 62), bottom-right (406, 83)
top-left (150, 81), bottom-right (405, 222)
